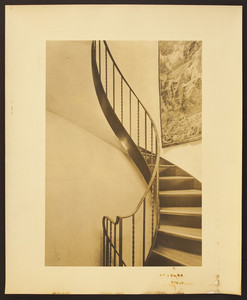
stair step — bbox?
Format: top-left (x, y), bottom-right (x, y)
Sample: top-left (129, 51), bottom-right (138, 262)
top-left (159, 176), bottom-right (195, 190)
top-left (152, 245), bottom-right (202, 266)
top-left (159, 189), bottom-right (202, 196)
top-left (160, 207), bottom-right (202, 216)
top-left (159, 165), bottom-right (189, 176)
top-left (159, 165), bottom-right (176, 176)
top-left (157, 229), bottom-right (202, 254)
top-left (159, 189), bottom-right (202, 207)
top-left (158, 225), bottom-right (202, 241)
top-left (160, 214), bottom-right (201, 228)
top-left (160, 176), bottom-right (193, 179)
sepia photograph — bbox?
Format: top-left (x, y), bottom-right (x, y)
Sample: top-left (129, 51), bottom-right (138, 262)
top-left (5, 4), bottom-right (242, 294)
top-left (46, 40), bottom-right (202, 267)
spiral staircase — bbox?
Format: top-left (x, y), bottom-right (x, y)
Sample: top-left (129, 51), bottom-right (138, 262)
top-left (91, 41), bottom-right (202, 267)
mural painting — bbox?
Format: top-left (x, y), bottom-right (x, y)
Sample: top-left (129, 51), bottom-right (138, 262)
top-left (159, 41), bottom-right (202, 147)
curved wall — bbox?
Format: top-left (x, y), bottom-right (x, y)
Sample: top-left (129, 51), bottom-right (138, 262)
top-left (46, 41), bottom-right (147, 266)
top-left (46, 41), bottom-right (120, 150)
top-left (46, 111), bottom-right (146, 266)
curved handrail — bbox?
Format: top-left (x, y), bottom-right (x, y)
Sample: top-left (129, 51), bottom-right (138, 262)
top-left (91, 41), bottom-right (160, 266)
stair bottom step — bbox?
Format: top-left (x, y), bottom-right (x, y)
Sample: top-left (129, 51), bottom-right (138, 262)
top-left (151, 246), bottom-right (202, 266)
top-left (157, 233), bottom-right (201, 255)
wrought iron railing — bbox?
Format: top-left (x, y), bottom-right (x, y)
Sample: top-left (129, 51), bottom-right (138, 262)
top-left (91, 41), bottom-right (160, 266)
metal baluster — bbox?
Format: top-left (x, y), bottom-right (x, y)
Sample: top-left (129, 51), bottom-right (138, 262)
top-left (145, 112), bottom-right (147, 161)
top-left (106, 219), bottom-right (109, 266)
top-left (143, 198), bottom-right (146, 265)
top-left (151, 179), bottom-right (154, 240)
top-left (113, 64), bottom-right (115, 111)
top-left (110, 222), bottom-right (112, 266)
top-left (129, 89), bottom-right (132, 136)
top-left (105, 47), bottom-right (107, 97)
top-left (137, 101), bottom-right (140, 146)
top-left (114, 223), bottom-right (116, 266)
top-left (121, 77), bottom-right (123, 123)
top-left (156, 137), bottom-right (160, 229)
top-left (103, 218), bottom-right (105, 266)
top-left (132, 215), bottom-right (135, 266)
top-left (99, 41), bottom-right (101, 79)
top-left (119, 218), bottom-right (123, 266)
top-left (151, 123), bottom-right (153, 169)
top-left (155, 138), bottom-right (159, 230)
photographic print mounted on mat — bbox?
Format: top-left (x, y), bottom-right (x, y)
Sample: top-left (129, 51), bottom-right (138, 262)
top-left (159, 41), bottom-right (202, 147)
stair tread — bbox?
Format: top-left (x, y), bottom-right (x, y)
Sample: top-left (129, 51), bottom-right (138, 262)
top-left (160, 207), bottom-right (202, 216)
top-left (160, 176), bottom-right (193, 180)
top-left (153, 245), bottom-right (202, 266)
top-left (159, 189), bottom-right (201, 196)
top-left (159, 225), bottom-right (202, 241)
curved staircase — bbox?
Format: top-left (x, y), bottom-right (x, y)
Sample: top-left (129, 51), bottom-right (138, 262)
top-left (145, 152), bottom-right (202, 266)
top-left (91, 41), bottom-right (202, 267)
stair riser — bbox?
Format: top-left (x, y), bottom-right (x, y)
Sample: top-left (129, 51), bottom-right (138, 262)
top-left (160, 196), bottom-right (202, 207)
top-left (159, 167), bottom-right (188, 177)
top-left (159, 166), bottom-right (176, 176)
top-left (160, 214), bottom-right (202, 228)
top-left (157, 233), bottom-right (202, 255)
top-left (146, 252), bottom-right (185, 266)
top-left (159, 178), bottom-right (195, 191)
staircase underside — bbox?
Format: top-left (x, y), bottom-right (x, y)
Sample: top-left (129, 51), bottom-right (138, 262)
top-left (143, 151), bottom-right (202, 267)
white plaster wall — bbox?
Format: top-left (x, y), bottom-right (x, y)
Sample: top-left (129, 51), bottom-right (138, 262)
top-left (46, 41), bottom-right (120, 150)
top-left (46, 111), bottom-right (146, 266)
top-left (46, 41), bottom-right (149, 266)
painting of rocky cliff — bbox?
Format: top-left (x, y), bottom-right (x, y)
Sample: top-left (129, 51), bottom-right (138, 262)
top-left (159, 41), bottom-right (202, 147)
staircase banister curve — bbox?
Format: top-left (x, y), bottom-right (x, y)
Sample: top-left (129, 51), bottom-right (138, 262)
top-left (103, 41), bottom-right (159, 139)
top-left (91, 40), bottom-right (160, 266)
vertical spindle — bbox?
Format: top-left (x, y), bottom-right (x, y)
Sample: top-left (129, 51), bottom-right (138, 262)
top-left (110, 222), bottom-right (112, 266)
top-left (132, 215), bottom-right (135, 266)
top-left (145, 112), bottom-right (147, 161)
top-left (151, 123), bottom-right (153, 168)
top-left (143, 199), bottom-right (146, 265)
top-left (103, 218), bottom-right (105, 266)
top-left (151, 180), bottom-right (154, 240)
top-left (137, 101), bottom-right (140, 146)
top-left (119, 218), bottom-right (123, 266)
top-left (121, 77), bottom-right (123, 123)
top-left (156, 146), bottom-right (160, 229)
top-left (105, 47), bottom-right (107, 97)
top-left (113, 64), bottom-right (115, 111)
top-left (114, 223), bottom-right (116, 266)
top-left (129, 89), bottom-right (132, 136)
top-left (99, 41), bottom-right (101, 79)
top-left (106, 219), bottom-right (109, 266)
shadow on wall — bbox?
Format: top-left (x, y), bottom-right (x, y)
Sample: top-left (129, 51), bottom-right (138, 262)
top-left (46, 40), bottom-right (121, 151)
